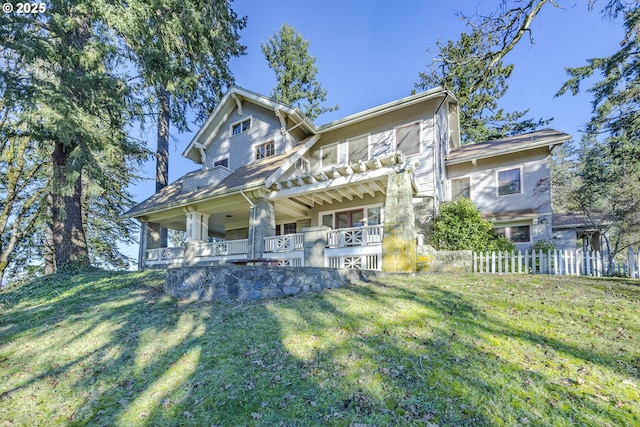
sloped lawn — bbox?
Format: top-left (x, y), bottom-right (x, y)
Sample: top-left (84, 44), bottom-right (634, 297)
top-left (0, 269), bottom-right (638, 426)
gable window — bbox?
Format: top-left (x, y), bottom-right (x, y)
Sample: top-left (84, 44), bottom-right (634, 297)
top-left (232, 118), bottom-right (251, 136)
top-left (214, 158), bottom-right (229, 168)
top-left (396, 123), bottom-right (420, 155)
top-left (498, 168), bottom-right (522, 196)
top-left (320, 144), bottom-right (338, 168)
top-left (348, 136), bottom-right (368, 163)
top-left (495, 225), bottom-right (530, 243)
top-left (255, 141), bottom-right (274, 160)
top-left (451, 177), bottom-right (470, 200)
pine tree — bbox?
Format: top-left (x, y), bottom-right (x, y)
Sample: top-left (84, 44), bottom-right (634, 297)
top-left (416, 28), bottom-right (550, 144)
top-left (262, 23), bottom-right (338, 121)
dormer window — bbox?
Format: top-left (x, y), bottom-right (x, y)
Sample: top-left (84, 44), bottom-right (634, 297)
top-left (232, 118), bottom-right (251, 136)
top-left (255, 141), bottom-right (275, 160)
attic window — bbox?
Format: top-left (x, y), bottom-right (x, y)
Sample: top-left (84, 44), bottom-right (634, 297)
top-left (255, 141), bottom-right (274, 160)
top-left (232, 118), bottom-right (250, 136)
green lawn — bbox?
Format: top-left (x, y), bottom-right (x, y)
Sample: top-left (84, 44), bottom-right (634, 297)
top-left (0, 269), bottom-right (638, 426)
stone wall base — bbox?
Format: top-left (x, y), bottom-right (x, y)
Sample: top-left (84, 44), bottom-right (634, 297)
top-left (164, 265), bottom-right (375, 302)
top-left (416, 245), bottom-right (472, 273)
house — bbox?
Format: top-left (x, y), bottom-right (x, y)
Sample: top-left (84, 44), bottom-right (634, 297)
top-left (125, 86), bottom-right (571, 272)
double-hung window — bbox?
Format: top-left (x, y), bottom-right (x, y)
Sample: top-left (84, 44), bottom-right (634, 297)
top-left (320, 144), bottom-right (338, 168)
top-left (498, 168), bottom-right (522, 196)
top-left (495, 225), bottom-right (530, 243)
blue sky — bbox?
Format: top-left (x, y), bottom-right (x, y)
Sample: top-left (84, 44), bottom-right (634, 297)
top-left (123, 0), bottom-right (624, 262)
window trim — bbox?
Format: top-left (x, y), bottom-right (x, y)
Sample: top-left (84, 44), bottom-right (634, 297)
top-left (394, 121), bottom-right (421, 156)
top-left (254, 140), bottom-right (275, 161)
top-left (496, 166), bottom-right (523, 197)
top-left (450, 176), bottom-right (471, 200)
top-left (318, 203), bottom-right (384, 229)
top-left (230, 116), bottom-right (252, 136)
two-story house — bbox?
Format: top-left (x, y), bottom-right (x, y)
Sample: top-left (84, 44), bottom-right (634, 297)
top-left (125, 86), bottom-right (570, 272)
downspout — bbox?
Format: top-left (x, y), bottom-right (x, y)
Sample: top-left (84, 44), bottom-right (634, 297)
top-left (433, 93), bottom-right (450, 209)
top-left (240, 189), bottom-right (256, 259)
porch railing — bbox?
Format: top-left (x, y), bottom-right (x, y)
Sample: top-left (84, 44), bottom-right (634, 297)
top-left (326, 225), bottom-right (383, 248)
top-left (200, 239), bottom-right (248, 257)
top-left (264, 233), bottom-right (304, 252)
top-left (147, 246), bottom-right (185, 262)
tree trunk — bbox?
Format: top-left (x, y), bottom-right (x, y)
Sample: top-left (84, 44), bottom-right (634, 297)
top-left (44, 193), bottom-right (55, 275)
top-left (52, 141), bottom-right (89, 270)
top-left (155, 85), bottom-right (170, 247)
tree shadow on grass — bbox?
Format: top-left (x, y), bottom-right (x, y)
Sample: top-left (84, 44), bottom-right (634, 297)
top-left (0, 270), bottom-right (638, 426)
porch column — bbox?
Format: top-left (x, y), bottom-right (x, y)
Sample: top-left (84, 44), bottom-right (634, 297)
top-left (184, 209), bottom-right (210, 242)
top-left (303, 226), bottom-right (329, 267)
top-left (183, 209), bottom-right (209, 266)
top-left (248, 198), bottom-right (275, 259)
top-left (382, 169), bottom-right (417, 273)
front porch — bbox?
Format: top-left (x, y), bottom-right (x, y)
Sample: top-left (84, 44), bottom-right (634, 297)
top-left (144, 224), bottom-right (384, 270)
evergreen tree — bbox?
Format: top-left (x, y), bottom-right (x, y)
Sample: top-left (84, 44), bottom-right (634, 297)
top-left (116, 0), bottom-right (246, 247)
top-left (416, 28), bottom-right (549, 144)
top-left (262, 23), bottom-right (338, 120)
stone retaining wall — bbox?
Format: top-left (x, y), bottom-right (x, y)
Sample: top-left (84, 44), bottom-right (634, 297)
top-left (416, 245), bottom-right (473, 273)
top-left (164, 265), bottom-right (373, 302)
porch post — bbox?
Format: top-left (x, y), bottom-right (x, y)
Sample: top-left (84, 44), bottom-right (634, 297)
top-left (138, 220), bottom-right (149, 270)
top-left (303, 226), bottom-right (329, 267)
top-left (248, 198), bottom-right (275, 259)
top-left (184, 208), bottom-right (209, 266)
top-left (382, 169), bottom-right (417, 273)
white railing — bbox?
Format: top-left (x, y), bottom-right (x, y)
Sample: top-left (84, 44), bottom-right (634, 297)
top-left (326, 225), bottom-right (383, 248)
top-left (326, 254), bottom-right (381, 270)
top-left (473, 247), bottom-right (640, 278)
top-left (147, 246), bottom-right (185, 261)
top-left (200, 239), bottom-right (248, 257)
top-left (264, 233), bottom-right (304, 252)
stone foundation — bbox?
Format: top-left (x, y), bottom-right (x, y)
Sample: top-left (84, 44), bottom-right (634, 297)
top-left (416, 245), bottom-right (472, 273)
top-left (164, 265), bottom-right (373, 302)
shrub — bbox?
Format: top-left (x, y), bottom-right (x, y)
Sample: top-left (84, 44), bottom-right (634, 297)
top-left (431, 198), bottom-right (515, 252)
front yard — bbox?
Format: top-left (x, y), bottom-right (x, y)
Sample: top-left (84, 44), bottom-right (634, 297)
top-left (0, 269), bottom-right (638, 426)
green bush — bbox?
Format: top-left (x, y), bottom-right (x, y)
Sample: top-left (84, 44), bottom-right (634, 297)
top-left (431, 198), bottom-right (516, 252)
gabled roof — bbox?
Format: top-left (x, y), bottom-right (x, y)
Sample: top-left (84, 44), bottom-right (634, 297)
top-left (182, 86), bottom-right (316, 163)
top-left (318, 86), bottom-right (455, 132)
top-left (446, 128), bottom-right (571, 165)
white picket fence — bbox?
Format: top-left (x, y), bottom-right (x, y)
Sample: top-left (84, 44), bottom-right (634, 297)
top-left (473, 246), bottom-right (640, 278)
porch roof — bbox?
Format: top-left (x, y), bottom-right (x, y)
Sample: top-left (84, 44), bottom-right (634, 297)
top-left (446, 128), bottom-right (571, 166)
top-left (124, 144), bottom-right (306, 219)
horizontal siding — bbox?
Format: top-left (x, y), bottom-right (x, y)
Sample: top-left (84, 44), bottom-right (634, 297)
top-left (462, 155), bottom-right (552, 215)
top-left (204, 102), bottom-right (292, 171)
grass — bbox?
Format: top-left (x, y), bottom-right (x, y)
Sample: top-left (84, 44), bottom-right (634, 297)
top-left (0, 269), bottom-right (638, 426)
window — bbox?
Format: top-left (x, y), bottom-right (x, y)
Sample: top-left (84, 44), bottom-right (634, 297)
top-left (214, 158), bottom-right (229, 168)
top-left (367, 207), bottom-right (381, 226)
top-left (451, 177), bottom-right (470, 200)
top-left (396, 123), bottom-right (420, 155)
top-left (275, 223), bottom-right (297, 236)
top-left (348, 136), bottom-right (368, 163)
top-left (320, 144), bottom-right (338, 168)
top-left (232, 118), bottom-right (250, 135)
top-left (255, 141), bottom-right (274, 160)
top-left (498, 168), bottom-right (521, 196)
top-left (495, 225), bottom-right (531, 243)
